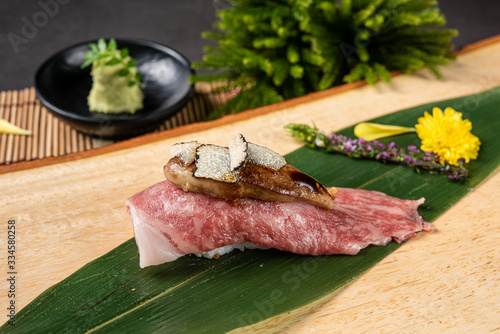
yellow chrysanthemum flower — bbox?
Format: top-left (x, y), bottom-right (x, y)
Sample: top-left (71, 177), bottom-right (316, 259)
top-left (415, 107), bottom-right (480, 166)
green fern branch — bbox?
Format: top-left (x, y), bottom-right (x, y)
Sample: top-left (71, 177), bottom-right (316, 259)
top-left (191, 0), bottom-right (458, 118)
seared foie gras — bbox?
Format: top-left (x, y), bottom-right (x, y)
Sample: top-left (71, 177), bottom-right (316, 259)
top-left (164, 135), bottom-right (336, 210)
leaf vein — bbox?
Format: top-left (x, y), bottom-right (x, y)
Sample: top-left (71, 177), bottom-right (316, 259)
top-left (83, 258), bottom-right (232, 333)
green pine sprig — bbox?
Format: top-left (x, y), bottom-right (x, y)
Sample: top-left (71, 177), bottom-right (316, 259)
top-left (81, 38), bottom-right (143, 88)
top-left (191, 0), bottom-right (458, 119)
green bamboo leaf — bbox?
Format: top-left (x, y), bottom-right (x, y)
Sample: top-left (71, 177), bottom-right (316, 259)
top-left (3, 87), bottom-right (500, 333)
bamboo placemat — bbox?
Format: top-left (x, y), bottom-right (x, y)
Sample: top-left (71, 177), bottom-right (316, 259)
top-left (0, 84), bottom-right (229, 165)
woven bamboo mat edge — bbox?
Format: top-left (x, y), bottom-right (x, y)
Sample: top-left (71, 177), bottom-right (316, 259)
top-left (0, 83), bottom-right (229, 165)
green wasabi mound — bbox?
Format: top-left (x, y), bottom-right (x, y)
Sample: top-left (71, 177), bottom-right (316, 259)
top-left (82, 38), bottom-right (144, 114)
top-left (88, 52), bottom-right (144, 113)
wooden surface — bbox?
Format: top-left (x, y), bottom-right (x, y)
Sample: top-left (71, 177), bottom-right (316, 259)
top-left (1, 36), bottom-right (500, 333)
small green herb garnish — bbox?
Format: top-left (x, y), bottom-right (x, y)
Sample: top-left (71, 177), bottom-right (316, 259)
top-left (81, 38), bottom-right (143, 88)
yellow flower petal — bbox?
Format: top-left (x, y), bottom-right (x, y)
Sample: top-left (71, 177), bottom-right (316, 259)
top-left (354, 122), bottom-right (415, 141)
top-left (0, 119), bottom-right (31, 135)
top-left (415, 107), bottom-right (480, 166)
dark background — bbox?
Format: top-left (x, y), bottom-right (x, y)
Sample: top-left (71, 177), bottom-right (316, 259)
top-left (1, 0), bottom-right (499, 91)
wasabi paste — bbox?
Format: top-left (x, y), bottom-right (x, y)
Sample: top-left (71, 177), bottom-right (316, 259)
top-left (82, 38), bottom-right (144, 114)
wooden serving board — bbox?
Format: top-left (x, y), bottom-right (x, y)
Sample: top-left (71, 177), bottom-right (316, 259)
top-left (1, 36), bottom-right (500, 333)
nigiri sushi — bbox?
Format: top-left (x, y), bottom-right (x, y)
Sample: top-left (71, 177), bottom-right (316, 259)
top-left (126, 135), bottom-right (432, 268)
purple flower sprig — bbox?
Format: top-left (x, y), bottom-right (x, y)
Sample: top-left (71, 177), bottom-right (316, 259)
top-left (285, 123), bottom-right (469, 180)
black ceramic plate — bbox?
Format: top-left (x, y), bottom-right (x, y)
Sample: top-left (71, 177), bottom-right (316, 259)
top-left (35, 38), bottom-right (193, 139)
